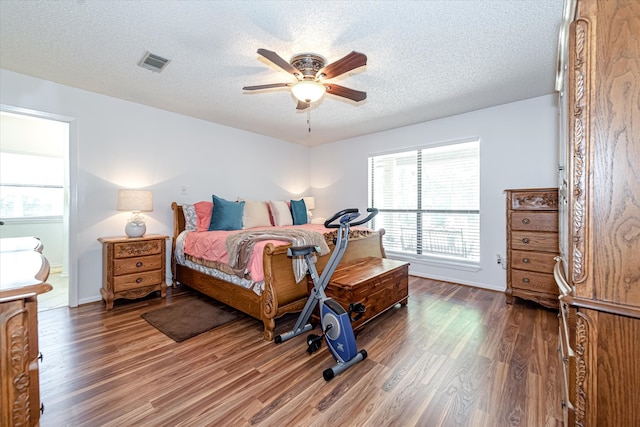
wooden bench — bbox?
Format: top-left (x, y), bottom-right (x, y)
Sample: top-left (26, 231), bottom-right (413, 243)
top-left (316, 256), bottom-right (409, 332)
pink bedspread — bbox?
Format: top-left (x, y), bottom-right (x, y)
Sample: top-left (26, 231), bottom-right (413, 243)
top-left (184, 224), bottom-right (331, 282)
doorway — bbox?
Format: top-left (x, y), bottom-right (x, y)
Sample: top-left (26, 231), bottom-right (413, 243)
top-left (0, 108), bottom-right (76, 310)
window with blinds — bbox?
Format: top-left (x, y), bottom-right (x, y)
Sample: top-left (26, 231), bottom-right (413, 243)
top-left (0, 153), bottom-right (65, 218)
top-left (368, 139), bottom-right (480, 263)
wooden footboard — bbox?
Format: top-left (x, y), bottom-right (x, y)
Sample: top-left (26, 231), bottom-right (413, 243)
top-left (170, 202), bottom-right (385, 340)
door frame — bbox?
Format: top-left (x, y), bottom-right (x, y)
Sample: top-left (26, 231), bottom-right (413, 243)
top-left (1, 104), bottom-right (79, 307)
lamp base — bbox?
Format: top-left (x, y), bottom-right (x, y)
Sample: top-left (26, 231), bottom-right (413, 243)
top-left (125, 222), bottom-right (146, 238)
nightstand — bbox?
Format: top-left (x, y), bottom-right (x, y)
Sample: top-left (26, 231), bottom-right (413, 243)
top-left (98, 234), bottom-right (168, 309)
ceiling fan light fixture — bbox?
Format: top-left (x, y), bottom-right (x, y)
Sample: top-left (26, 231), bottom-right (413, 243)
top-left (291, 80), bottom-right (326, 103)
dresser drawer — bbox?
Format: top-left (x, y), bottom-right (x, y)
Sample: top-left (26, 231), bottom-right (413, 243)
top-left (510, 250), bottom-right (556, 273)
top-left (511, 211), bottom-right (558, 232)
top-left (511, 231), bottom-right (558, 252)
top-left (113, 255), bottom-right (162, 276)
top-left (114, 270), bottom-right (163, 291)
top-left (511, 269), bottom-right (558, 293)
top-left (113, 239), bottom-right (163, 258)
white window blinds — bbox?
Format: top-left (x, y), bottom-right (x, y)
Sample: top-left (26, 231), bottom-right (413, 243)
top-left (368, 139), bottom-right (480, 262)
top-left (0, 153), bottom-right (65, 218)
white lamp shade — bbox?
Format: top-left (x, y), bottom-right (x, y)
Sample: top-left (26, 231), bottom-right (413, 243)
top-left (291, 80), bottom-right (326, 103)
top-left (302, 196), bottom-right (315, 210)
top-left (117, 190), bottom-right (153, 212)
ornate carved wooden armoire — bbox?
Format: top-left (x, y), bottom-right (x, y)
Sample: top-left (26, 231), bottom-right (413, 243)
top-left (555, 0), bottom-right (640, 425)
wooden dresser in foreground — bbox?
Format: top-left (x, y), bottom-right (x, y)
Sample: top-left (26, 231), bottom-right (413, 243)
top-left (505, 188), bottom-right (559, 309)
top-left (0, 242), bottom-right (52, 427)
top-left (98, 234), bottom-right (168, 309)
top-left (554, 0), bottom-right (640, 424)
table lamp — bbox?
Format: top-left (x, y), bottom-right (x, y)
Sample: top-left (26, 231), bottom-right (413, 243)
top-left (302, 196), bottom-right (315, 222)
top-left (117, 189), bottom-right (153, 238)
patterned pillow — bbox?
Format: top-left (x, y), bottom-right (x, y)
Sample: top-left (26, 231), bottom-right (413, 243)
top-left (182, 204), bottom-right (197, 231)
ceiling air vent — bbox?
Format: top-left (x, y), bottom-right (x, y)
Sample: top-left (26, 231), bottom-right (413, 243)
top-left (138, 51), bottom-right (171, 73)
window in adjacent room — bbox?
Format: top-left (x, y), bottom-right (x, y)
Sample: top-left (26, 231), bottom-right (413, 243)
top-left (0, 152), bottom-right (65, 218)
top-left (368, 138), bottom-right (480, 264)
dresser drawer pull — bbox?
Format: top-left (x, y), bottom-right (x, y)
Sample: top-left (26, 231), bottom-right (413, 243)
top-left (136, 277), bottom-right (143, 283)
top-left (521, 238), bottom-right (530, 244)
top-left (522, 278), bottom-right (530, 283)
top-left (522, 218), bottom-right (530, 224)
top-left (38, 352), bottom-right (43, 362)
top-left (522, 258), bottom-right (530, 263)
top-left (136, 262), bottom-right (143, 267)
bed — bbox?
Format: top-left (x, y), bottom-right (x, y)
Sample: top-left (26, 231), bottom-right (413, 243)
top-left (170, 202), bottom-right (386, 340)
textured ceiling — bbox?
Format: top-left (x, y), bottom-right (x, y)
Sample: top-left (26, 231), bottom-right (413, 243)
top-left (0, 1), bottom-right (563, 146)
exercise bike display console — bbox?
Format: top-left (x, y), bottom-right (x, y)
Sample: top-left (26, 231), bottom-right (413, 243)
top-left (275, 207), bottom-right (378, 381)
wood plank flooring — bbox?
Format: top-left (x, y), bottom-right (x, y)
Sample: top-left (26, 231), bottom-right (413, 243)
top-left (36, 276), bottom-right (563, 426)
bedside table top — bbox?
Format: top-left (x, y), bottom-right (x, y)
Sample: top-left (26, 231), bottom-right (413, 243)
top-left (98, 234), bottom-right (169, 244)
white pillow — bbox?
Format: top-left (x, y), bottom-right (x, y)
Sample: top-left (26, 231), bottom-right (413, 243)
top-left (242, 200), bottom-right (272, 229)
top-left (268, 200), bottom-right (293, 226)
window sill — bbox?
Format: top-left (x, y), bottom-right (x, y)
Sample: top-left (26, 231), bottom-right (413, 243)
top-left (1, 216), bottom-right (63, 224)
top-left (386, 250), bottom-right (481, 272)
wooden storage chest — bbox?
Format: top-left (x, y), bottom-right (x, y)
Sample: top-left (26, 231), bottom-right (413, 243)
top-left (322, 257), bottom-right (409, 331)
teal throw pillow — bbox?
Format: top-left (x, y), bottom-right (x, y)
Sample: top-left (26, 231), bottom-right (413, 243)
top-left (209, 195), bottom-right (245, 231)
top-left (290, 199), bottom-right (308, 225)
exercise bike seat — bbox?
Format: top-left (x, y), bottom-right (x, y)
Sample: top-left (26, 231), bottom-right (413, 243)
top-left (287, 245), bottom-right (321, 257)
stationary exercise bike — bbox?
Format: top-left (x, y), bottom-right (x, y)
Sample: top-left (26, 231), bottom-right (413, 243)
top-left (275, 207), bottom-right (378, 381)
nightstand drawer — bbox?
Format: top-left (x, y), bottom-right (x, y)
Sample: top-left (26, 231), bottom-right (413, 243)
top-left (114, 255), bottom-right (162, 275)
top-left (510, 250), bottom-right (556, 273)
top-left (511, 231), bottom-right (558, 252)
top-left (114, 270), bottom-right (163, 291)
top-left (511, 212), bottom-right (558, 232)
top-left (113, 239), bottom-right (162, 258)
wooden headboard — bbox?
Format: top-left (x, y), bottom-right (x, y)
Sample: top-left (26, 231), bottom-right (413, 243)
top-left (170, 202), bottom-right (186, 240)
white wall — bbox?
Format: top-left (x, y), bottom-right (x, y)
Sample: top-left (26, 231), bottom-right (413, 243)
top-left (310, 95), bottom-right (558, 291)
top-left (1, 68), bottom-right (558, 300)
top-left (1, 70), bottom-right (310, 304)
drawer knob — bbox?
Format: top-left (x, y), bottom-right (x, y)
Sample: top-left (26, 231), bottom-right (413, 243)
top-left (522, 218), bottom-right (530, 224)
top-left (38, 352), bottom-right (43, 362)
top-left (522, 258), bottom-right (530, 263)
top-left (41, 402), bottom-right (45, 414)
top-left (136, 278), bottom-right (143, 283)
top-left (522, 238), bottom-right (530, 244)
top-left (136, 261), bottom-right (143, 267)
top-left (522, 278), bottom-right (530, 283)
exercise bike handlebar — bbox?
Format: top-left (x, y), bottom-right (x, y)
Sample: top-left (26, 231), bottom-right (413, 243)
top-left (324, 208), bottom-right (379, 228)
top-left (350, 208), bottom-right (379, 226)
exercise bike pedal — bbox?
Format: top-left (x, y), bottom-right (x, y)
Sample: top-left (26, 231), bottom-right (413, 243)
top-left (348, 302), bottom-right (366, 321)
top-left (306, 334), bottom-right (323, 354)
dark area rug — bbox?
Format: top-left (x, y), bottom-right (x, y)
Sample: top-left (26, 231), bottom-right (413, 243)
top-left (141, 299), bottom-right (242, 342)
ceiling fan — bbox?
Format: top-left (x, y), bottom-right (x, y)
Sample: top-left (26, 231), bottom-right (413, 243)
top-left (243, 49), bottom-right (367, 110)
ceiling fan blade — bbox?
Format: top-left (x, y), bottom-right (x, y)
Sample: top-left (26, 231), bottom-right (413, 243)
top-left (257, 48), bottom-right (300, 76)
top-left (317, 51), bottom-right (367, 80)
top-left (296, 100), bottom-right (309, 110)
top-left (243, 83), bottom-right (291, 90)
top-left (324, 84), bottom-right (367, 102)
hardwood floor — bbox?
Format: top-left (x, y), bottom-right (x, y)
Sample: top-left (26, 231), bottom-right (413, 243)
top-left (37, 276), bottom-right (563, 426)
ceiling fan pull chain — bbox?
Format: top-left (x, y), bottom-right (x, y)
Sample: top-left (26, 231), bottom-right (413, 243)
top-left (307, 102), bottom-right (311, 132)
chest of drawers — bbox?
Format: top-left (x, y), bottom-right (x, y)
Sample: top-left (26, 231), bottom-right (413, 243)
top-left (505, 188), bottom-right (559, 309)
top-left (98, 235), bottom-right (168, 309)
